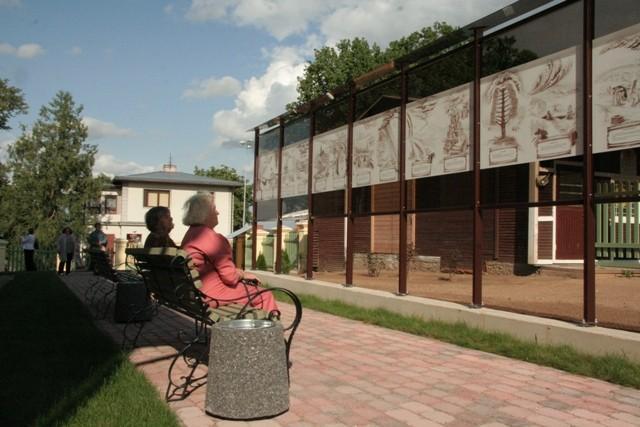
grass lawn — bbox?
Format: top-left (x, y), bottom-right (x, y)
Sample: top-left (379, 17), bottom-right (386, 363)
top-left (0, 272), bottom-right (180, 427)
top-left (286, 292), bottom-right (640, 390)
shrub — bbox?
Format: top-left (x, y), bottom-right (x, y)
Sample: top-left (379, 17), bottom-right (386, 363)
top-left (281, 251), bottom-right (292, 274)
top-left (256, 254), bottom-right (267, 270)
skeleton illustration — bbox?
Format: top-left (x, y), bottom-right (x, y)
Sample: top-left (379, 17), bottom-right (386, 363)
top-left (443, 98), bottom-right (469, 157)
top-left (407, 100), bottom-right (436, 163)
top-left (376, 110), bottom-right (398, 171)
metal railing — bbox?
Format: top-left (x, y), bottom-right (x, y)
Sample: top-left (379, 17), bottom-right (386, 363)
top-left (5, 244), bottom-right (90, 272)
top-left (596, 180), bottom-right (640, 261)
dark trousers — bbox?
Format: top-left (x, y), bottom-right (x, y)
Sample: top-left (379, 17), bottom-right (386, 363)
top-left (58, 252), bottom-right (74, 274)
top-left (24, 250), bottom-right (36, 271)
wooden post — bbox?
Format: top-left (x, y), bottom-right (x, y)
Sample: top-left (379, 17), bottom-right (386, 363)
top-left (306, 111), bottom-right (315, 280)
top-left (398, 64), bottom-right (408, 295)
top-left (472, 27), bottom-right (484, 308)
top-left (345, 85), bottom-right (356, 286)
top-left (582, 0), bottom-right (596, 325)
top-left (251, 127), bottom-right (259, 270)
top-left (275, 117), bottom-right (284, 274)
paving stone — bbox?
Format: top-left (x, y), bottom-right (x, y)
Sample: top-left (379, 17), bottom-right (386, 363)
top-left (61, 273), bottom-right (640, 427)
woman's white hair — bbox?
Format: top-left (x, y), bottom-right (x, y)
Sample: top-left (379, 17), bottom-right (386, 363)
top-left (182, 192), bottom-right (215, 226)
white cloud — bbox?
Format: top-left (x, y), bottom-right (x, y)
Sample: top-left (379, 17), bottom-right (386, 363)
top-left (93, 153), bottom-right (156, 178)
top-left (164, 4), bottom-right (174, 14)
top-left (185, 0), bottom-right (513, 44)
top-left (182, 76), bottom-right (242, 99)
top-left (186, 0), bottom-right (233, 21)
top-left (211, 46), bottom-right (306, 144)
top-left (320, 0), bottom-right (515, 46)
top-left (16, 43), bottom-right (44, 58)
top-left (186, 0), bottom-right (330, 40)
top-left (83, 117), bottom-right (135, 140)
top-left (0, 42), bottom-right (44, 59)
top-left (69, 46), bottom-right (82, 56)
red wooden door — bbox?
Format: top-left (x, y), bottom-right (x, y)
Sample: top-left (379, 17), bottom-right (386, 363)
top-left (556, 206), bottom-right (583, 259)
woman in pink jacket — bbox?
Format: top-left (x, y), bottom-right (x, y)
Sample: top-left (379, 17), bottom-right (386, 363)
top-left (181, 192), bottom-right (278, 314)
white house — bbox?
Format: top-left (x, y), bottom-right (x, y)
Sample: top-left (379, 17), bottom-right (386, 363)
top-left (95, 164), bottom-right (240, 250)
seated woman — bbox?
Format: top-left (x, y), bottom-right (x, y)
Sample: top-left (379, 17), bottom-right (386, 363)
top-left (180, 193), bottom-right (278, 314)
top-left (144, 206), bottom-right (178, 248)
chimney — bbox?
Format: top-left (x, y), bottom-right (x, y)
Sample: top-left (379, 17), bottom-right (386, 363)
top-left (162, 163), bottom-right (177, 172)
top-left (163, 154), bottom-right (176, 172)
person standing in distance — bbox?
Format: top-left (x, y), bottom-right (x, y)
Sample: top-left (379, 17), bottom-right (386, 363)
top-left (57, 227), bottom-right (76, 275)
top-left (21, 228), bottom-right (37, 271)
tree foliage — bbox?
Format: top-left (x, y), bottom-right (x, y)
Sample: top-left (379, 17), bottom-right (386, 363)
top-left (0, 91), bottom-right (104, 244)
top-left (0, 78), bottom-right (28, 130)
top-left (289, 22), bottom-right (455, 111)
top-left (193, 164), bottom-right (251, 230)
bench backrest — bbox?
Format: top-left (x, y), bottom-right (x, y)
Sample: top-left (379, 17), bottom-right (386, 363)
top-left (126, 247), bottom-right (211, 323)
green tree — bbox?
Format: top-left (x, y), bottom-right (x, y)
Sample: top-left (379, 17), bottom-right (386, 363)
top-left (0, 79), bottom-right (28, 192)
top-left (194, 164), bottom-right (251, 230)
top-left (0, 78), bottom-right (28, 130)
top-left (0, 91), bottom-right (104, 244)
top-left (289, 23), bottom-right (455, 111)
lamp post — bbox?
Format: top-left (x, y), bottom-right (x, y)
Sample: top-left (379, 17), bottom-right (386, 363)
top-left (242, 173), bottom-right (247, 226)
top-left (239, 140), bottom-right (253, 228)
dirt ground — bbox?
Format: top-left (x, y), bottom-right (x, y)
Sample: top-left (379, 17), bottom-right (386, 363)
top-left (309, 268), bottom-right (640, 332)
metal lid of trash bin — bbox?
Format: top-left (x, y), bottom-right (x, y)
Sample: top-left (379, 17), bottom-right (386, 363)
top-left (218, 319), bottom-right (276, 329)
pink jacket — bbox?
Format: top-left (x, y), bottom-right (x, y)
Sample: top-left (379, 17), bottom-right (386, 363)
top-left (181, 225), bottom-right (241, 299)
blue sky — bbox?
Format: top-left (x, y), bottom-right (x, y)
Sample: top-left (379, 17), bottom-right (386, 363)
top-left (0, 0), bottom-right (514, 178)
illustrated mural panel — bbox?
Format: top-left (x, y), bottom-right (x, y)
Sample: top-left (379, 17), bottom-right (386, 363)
top-left (312, 126), bottom-right (347, 194)
top-left (255, 150), bottom-right (278, 201)
top-left (480, 46), bottom-right (580, 169)
top-left (281, 139), bottom-right (309, 198)
top-left (405, 84), bottom-right (471, 179)
top-left (593, 22), bottom-right (640, 154)
top-left (352, 108), bottom-right (400, 188)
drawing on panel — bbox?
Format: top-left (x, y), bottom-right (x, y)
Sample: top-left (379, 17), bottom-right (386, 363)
top-left (485, 71), bottom-right (522, 165)
top-left (353, 133), bottom-right (375, 186)
top-left (376, 109), bottom-right (399, 182)
top-left (257, 151), bottom-right (277, 201)
top-left (313, 145), bottom-right (331, 192)
top-left (312, 128), bottom-right (347, 193)
top-left (406, 100), bottom-right (436, 177)
top-left (281, 141), bottom-right (308, 198)
top-left (352, 108), bottom-right (398, 187)
top-left (334, 140), bottom-right (347, 182)
top-left (595, 27), bottom-right (640, 150)
top-left (442, 95), bottom-right (470, 173)
top-left (294, 141), bottom-right (309, 195)
top-left (528, 59), bottom-right (577, 159)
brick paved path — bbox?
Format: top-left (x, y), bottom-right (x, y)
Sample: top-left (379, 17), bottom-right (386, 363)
top-left (64, 273), bottom-right (640, 427)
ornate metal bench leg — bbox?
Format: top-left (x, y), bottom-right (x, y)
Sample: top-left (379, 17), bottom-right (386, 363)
top-left (97, 282), bottom-right (116, 319)
top-left (84, 276), bottom-right (101, 306)
top-left (121, 301), bottom-right (156, 350)
top-left (165, 322), bottom-right (209, 401)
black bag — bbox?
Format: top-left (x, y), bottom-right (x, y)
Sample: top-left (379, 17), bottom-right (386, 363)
top-left (34, 238), bottom-right (39, 250)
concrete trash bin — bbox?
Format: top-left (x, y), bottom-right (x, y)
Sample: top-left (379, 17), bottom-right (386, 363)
top-left (114, 280), bottom-right (151, 323)
top-left (206, 319), bottom-right (289, 420)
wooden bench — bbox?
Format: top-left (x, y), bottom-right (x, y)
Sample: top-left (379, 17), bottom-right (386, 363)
top-left (85, 249), bottom-right (143, 319)
top-left (125, 247), bottom-right (302, 401)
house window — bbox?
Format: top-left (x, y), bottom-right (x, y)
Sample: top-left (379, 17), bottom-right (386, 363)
top-left (144, 190), bottom-right (170, 207)
top-left (87, 199), bottom-right (102, 214)
top-left (104, 195), bottom-right (117, 214)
